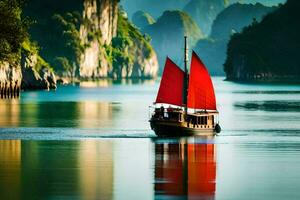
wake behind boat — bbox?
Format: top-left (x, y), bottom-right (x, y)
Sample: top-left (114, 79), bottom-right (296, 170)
top-left (149, 37), bottom-right (221, 136)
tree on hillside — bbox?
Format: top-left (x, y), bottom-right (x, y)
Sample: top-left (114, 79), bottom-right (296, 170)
top-left (0, 0), bottom-right (28, 63)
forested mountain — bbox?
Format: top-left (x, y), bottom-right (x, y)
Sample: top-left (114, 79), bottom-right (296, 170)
top-left (224, 0), bottom-right (300, 81)
top-left (194, 3), bottom-right (275, 75)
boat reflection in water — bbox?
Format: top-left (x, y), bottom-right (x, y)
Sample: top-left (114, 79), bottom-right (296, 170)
top-left (0, 137), bottom-right (216, 199)
top-left (154, 136), bottom-right (216, 200)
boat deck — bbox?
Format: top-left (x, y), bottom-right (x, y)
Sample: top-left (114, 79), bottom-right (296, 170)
top-left (150, 108), bottom-right (219, 136)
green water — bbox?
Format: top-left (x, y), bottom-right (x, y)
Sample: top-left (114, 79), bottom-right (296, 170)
top-left (0, 77), bottom-right (300, 200)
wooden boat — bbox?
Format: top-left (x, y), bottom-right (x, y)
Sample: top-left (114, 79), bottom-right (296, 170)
top-left (149, 37), bottom-right (221, 136)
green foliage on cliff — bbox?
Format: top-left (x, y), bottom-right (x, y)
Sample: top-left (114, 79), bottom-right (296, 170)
top-left (21, 39), bottom-right (52, 72)
top-left (53, 11), bottom-right (84, 75)
top-left (23, 0), bottom-right (84, 76)
top-left (105, 11), bottom-right (154, 77)
top-left (0, 0), bottom-right (28, 63)
top-left (224, 0), bottom-right (300, 80)
top-left (117, 11), bottom-right (153, 58)
top-left (53, 57), bottom-right (74, 77)
top-left (0, 0), bottom-right (51, 74)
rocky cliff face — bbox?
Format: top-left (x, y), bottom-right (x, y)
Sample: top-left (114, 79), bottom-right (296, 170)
top-left (79, 0), bottom-right (158, 79)
top-left (0, 62), bottom-right (22, 98)
top-left (0, 52), bottom-right (57, 96)
top-left (21, 52), bottom-right (57, 90)
top-left (79, 0), bottom-right (118, 78)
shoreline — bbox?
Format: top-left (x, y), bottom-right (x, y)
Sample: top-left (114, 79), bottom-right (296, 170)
top-left (224, 77), bottom-right (300, 85)
top-left (56, 76), bottom-right (158, 85)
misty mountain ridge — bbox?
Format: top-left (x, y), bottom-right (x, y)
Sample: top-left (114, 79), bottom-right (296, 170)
top-left (122, 0), bottom-right (285, 18)
top-left (125, 0), bottom-right (285, 75)
top-left (210, 2), bottom-right (277, 40)
top-left (142, 10), bottom-right (203, 72)
top-left (184, 0), bottom-right (226, 36)
top-left (120, 0), bottom-right (188, 19)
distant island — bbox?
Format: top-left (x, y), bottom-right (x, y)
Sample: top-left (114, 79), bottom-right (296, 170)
top-left (224, 0), bottom-right (300, 82)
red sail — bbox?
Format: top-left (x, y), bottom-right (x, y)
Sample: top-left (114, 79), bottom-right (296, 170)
top-left (155, 57), bottom-right (184, 107)
top-left (187, 52), bottom-right (216, 110)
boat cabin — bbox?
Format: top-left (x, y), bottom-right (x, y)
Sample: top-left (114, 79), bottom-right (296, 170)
top-left (151, 106), bottom-right (218, 129)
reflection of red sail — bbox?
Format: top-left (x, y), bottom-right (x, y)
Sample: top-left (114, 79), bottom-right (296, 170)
top-left (155, 144), bottom-right (186, 195)
top-left (187, 52), bottom-right (216, 110)
top-left (155, 57), bottom-right (184, 107)
top-left (155, 140), bottom-right (216, 199)
top-left (188, 144), bottom-right (216, 198)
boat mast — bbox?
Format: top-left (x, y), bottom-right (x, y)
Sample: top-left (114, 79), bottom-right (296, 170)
top-left (183, 36), bottom-right (188, 115)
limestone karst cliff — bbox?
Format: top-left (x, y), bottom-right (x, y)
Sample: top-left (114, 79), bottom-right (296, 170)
top-left (79, 0), bottom-right (119, 78)
top-left (25, 0), bottom-right (159, 79)
top-left (0, 62), bottom-right (22, 98)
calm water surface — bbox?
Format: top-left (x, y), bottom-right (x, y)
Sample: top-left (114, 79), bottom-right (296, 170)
top-left (0, 77), bottom-right (300, 200)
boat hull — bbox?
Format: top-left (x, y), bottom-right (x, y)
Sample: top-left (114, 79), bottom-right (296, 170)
top-left (150, 120), bottom-right (216, 137)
